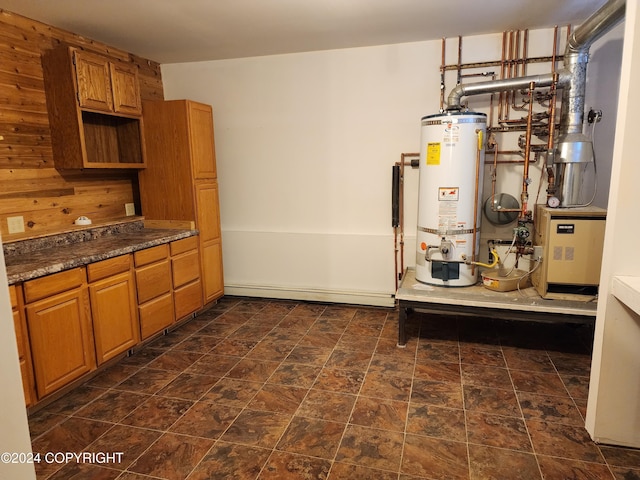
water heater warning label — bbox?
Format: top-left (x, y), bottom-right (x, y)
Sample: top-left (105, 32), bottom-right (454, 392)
top-left (438, 187), bottom-right (459, 201)
top-left (426, 143), bottom-right (440, 165)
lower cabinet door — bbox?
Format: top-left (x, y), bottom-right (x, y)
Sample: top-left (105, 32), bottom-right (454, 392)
top-left (89, 271), bottom-right (140, 365)
top-left (139, 292), bottom-right (174, 340)
top-left (201, 239), bottom-right (224, 304)
top-left (26, 288), bottom-right (96, 398)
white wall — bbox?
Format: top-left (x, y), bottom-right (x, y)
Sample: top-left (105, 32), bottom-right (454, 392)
top-left (161, 25), bottom-right (622, 306)
top-left (586, 0), bottom-right (640, 448)
top-left (0, 239), bottom-right (36, 480)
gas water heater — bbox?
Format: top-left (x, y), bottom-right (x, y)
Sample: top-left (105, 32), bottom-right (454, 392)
top-left (415, 111), bottom-right (487, 286)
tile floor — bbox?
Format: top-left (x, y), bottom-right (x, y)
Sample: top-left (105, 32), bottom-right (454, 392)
top-left (28, 296), bottom-right (640, 479)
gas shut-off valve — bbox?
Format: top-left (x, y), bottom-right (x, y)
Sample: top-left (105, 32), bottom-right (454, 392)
top-left (423, 237), bottom-right (455, 262)
top-left (438, 238), bottom-right (454, 259)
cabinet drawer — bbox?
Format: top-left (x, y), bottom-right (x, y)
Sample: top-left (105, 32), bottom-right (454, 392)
top-left (139, 292), bottom-right (174, 339)
top-left (172, 250), bottom-right (200, 289)
top-left (87, 255), bottom-right (132, 283)
top-left (174, 280), bottom-right (203, 320)
top-left (170, 236), bottom-right (199, 256)
top-left (23, 268), bottom-right (85, 304)
top-left (135, 259), bottom-right (171, 304)
top-left (134, 244), bottom-right (169, 267)
top-left (9, 285), bottom-right (18, 308)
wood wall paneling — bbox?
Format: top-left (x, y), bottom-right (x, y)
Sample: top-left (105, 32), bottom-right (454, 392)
top-left (0, 9), bottom-right (164, 242)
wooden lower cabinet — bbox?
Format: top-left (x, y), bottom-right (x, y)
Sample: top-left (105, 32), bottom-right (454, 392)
top-left (9, 285), bottom-right (36, 406)
top-left (88, 256), bottom-right (139, 365)
top-left (135, 244), bottom-right (174, 339)
top-left (195, 182), bottom-right (224, 304)
top-left (10, 237), bottom-right (205, 406)
top-left (201, 239), bottom-right (224, 303)
top-left (171, 237), bottom-right (203, 320)
top-left (24, 269), bottom-right (96, 399)
top-left (138, 293), bottom-right (174, 339)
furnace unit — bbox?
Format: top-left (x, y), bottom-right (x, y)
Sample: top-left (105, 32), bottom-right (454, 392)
top-left (532, 205), bottom-right (606, 297)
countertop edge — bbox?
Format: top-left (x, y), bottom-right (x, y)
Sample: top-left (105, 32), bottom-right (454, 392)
top-left (7, 229), bottom-right (197, 285)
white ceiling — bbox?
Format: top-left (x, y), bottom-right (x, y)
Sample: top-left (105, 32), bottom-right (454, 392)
top-left (0, 0), bottom-right (607, 64)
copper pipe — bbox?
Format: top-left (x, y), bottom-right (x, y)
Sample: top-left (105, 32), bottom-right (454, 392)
top-left (393, 153), bottom-right (419, 285)
top-left (441, 55), bottom-right (560, 72)
top-left (511, 30), bottom-right (529, 111)
top-left (510, 29), bottom-right (531, 111)
top-left (506, 30), bottom-right (515, 121)
top-left (520, 81), bottom-right (536, 218)
top-left (471, 130), bottom-right (483, 276)
top-left (547, 167), bottom-right (555, 199)
top-left (546, 73), bottom-right (559, 200)
top-left (488, 143), bottom-right (530, 212)
top-left (486, 150), bottom-right (526, 155)
top-left (547, 72), bottom-right (558, 151)
top-left (488, 83), bottom-right (538, 218)
top-left (522, 29), bottom-right (529, 76)
top-left (498, 31), bottom-right (507, 121)
top-left (551, 25), bottom-right (559, 73)
top-left (490, 142), bottom-right (499, 212)
top-left (488, 76), bottom-right (496, 128)
top-left (515, 29), bottom-right (521, 77)
top-left (488, 142), bottom-right (528, 213)
top-left (440, 38), bottom-right (446, 111)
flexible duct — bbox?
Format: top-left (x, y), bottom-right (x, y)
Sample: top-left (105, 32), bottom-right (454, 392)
top-left (561, 0), bottom-right (626, 136)
top-left (446, 0), bottom-right (625, 207)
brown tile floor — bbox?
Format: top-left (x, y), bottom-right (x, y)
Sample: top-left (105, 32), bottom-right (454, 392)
top-left (28, 297), bottom-right (640, 479)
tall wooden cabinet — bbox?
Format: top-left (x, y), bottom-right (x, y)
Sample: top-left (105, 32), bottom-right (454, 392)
top-left (139, 100), bottom-right (224, 304)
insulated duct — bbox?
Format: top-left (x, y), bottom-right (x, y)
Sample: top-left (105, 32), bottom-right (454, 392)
top-left (446, 0), bottom-right (625, 206)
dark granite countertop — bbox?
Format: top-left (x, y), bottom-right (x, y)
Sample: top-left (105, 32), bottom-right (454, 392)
top-left (4, 219), bottom-right (197, 285)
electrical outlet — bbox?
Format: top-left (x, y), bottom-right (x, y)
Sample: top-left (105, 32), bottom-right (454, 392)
top-left (125, 203), bottom-right (135, 216)
top-left (7, 216), bottom-right (25, 234)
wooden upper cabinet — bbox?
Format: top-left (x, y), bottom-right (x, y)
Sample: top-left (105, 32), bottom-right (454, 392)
top-left (74, 50), bottom-right (142, 115)
top-left (110, 62), bottom-right (143, 115)
top-left (74, 50), bottom-right (114, 112)
top-left (188, 102), bottom-right (217, 179)
top-left (41, 45), bottom-right (146, 169)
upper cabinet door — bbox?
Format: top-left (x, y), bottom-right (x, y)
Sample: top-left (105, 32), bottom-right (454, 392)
top-left (74, 51), bottom-right (114, 112)
top-left (110, 62), bottom-right (142, 115)
top-left (188, 101), bottom-right (217, 179)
